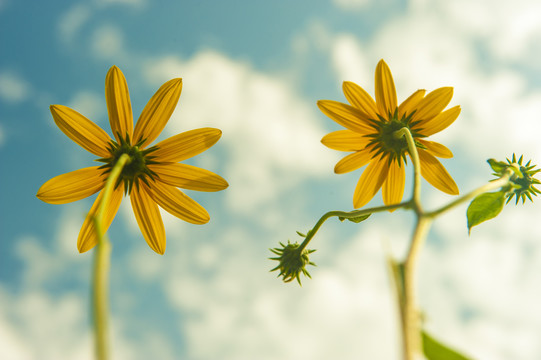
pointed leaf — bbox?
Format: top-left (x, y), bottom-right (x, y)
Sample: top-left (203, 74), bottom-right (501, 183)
top-left (487, 159), bottom-right (508, 174)
top-left (422, 330), bottom-right (472, 360)
top-left (338, 213), bottom-right (371, 223)
top-left (467, 191), bottom-right (505, 234)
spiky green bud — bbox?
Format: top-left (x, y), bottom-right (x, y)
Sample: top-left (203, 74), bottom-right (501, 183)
top-left (488, 154), bottom-right (541, 204)
top-left (269, 240), bottom-right (316, 286)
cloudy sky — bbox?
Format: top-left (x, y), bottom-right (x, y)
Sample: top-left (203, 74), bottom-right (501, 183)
top-left (2, 0), bottom-right (541, 359)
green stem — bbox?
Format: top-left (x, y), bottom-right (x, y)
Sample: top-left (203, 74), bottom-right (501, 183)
top-left (394, 128), bottom-right (422, 210)
top-left (393, 127), bottom-right (425, 360)
top-left (298, 201), bottom-right (409, 252)
top-left (401, 216), bottom-right (432, 360)
top-left (426, 170), bottom-right (513, 218)
top-left (92, 153), bottom-right (130, 360)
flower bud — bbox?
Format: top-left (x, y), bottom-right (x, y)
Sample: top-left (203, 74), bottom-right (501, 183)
top-left (269, 240), bottom-right (316, 286)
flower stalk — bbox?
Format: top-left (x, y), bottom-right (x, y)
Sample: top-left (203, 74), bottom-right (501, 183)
top-left (92, 153), bottom-right (130, 360)
top-left (394, 128), bottom-right (516, 360)
top-left (271, 59), bottom-right (539, 359)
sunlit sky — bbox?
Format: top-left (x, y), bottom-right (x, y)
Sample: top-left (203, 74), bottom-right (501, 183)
top-left (2, 0), bottom-right (541, 359)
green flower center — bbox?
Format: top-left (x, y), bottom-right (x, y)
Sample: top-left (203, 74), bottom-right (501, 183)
top-left (366, 109), bottom-right (425, 164)
top-left (97, 134), bottom-right (159, 193)
top-left (379, 119), bottom-right (409, 154)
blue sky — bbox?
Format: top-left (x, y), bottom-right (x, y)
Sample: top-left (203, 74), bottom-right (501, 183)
top-left (2, 0), bottom-right (541, 359)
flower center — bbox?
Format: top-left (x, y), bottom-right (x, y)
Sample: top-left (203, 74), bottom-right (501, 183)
top-left (366, 109), bottom-right (424, 164)
top-left (379, 119), bottom-right (409, 154)
top-left (97, 134), bottom-right (158, 193)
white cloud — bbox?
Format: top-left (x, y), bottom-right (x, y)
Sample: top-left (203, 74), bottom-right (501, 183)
top-left (0, 283), bottom-right (166, 360)
top-left (58, 3), bottom-right (91, 44)
top-left (0, 70), bottom-right (31, 103)
top-left (143, 51), bottom-right (337, 217)
top-left (67, 91), bottom-right (106, 126)
top-left (333, 0), bottom-right (373, 10)
top-left (3, 205), bottom-right (178, 360)
top-left (327, 5), bottom-right (541, 161)
top-left (331, 34), bottom-right (372, 85)
top-left (436, 0), bottom-right (541, 66)
top-left (162, 222), bottom-right (403, 360)
top-left (95, 0), bottom-right (146, 8)
top-left (91, 24), bottom-right (126, 60)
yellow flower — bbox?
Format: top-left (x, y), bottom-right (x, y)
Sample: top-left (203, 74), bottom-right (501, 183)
top-left (37, 66), bottom-right (228, 254)
top-left (318, 59), bottom-right (459, 209)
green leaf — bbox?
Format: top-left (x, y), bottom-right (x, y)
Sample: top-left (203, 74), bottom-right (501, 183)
top-left (487, 158), bottom-right (507, 174)
top-left (466, 191), bottom-right (505, 234)
top-left (338, 213), bottom-right (371, 223)
top-left (422, 330), bottom-right (472, 360)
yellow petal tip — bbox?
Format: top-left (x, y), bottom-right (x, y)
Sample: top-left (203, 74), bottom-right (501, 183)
top-left (153, 247), bottom-right (165, 255)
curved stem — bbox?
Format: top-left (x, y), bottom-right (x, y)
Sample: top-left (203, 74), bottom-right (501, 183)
top-left (298, 201), bottom-right (409, 252)
top-left (394, 128), bottom-right (422, 210)
top-left (92, 153), bottom-right (130, 360)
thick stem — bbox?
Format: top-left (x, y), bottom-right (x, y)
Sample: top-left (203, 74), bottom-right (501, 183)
top-left (401, 216), bottom-right (432, 360)
top-left (393, 127), bottom-right (426, 360)
top-left (92, 153), bottom-right (130, 360)
top-left (92, 230), bottom-right (111, 360)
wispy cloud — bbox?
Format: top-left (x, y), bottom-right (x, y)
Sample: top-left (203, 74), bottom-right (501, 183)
top-left (91, 24), bottom-right (127, 61)
top-left (95, 0), bottom-right (146, 8)
top-left (57, 4), bottom-right (91, 44)
top-left (142, 51), bottom-right (337, 216)
top-left (0, 70), bottom-right (31, 103)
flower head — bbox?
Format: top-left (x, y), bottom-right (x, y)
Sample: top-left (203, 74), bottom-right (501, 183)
top-left (37, 66), bottom-right (228, 254)
top-left (318, 59), bottom-right (459, 208)
top-left (270, 240), bottom-right (316, 286)
top-left (489, 154), bottom-right (541, 204)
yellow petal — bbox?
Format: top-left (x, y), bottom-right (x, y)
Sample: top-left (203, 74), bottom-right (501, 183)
top-left (37, 167), bottom-right (105, 204)
top-left (77, 184), bottom-right (124, 253)
top-left (353, 155), bottom-right (390, 208)
top-left (342, 81), bottom-right (378, 120)
top-left (416, 105), bottom-right (461, 136)
top-left (418, 149), bottom-right (459, 195)
top-left (133, 78), bottom-right (183, 149)
top-left (321, 130), bottom-right (370, 151)
top-left (382, 159), bottom-right (406, 208)
top-left (152, 128), bottom-right (222, 163)
top-left (418, 139), bottom-right (453, 158)
top-left (398, 89), bottom-right (425, 119)
top-left (375, 60), bottom-right (397, 117)
top-left (317, 100), bottom-right (374, 134)
top-left (411, 87), bottom-right (453, 123)
top-left (145, 181), bottom-right (210, 225)
top-left (131, 186), bottom-right (166, 255)
top-left (334, 149), bottom-right (373, 174)
top-left (105, 66), bottom-right (133, 142)
top-left (50, 105), bottom-right (111, 158)
top-left (149, 163), bottom-right (228, 192)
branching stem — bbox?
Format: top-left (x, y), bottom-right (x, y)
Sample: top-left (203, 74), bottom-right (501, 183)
top-left (289, 128), bottom-right (514, 360)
